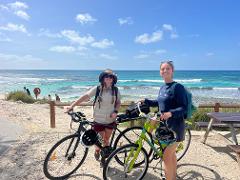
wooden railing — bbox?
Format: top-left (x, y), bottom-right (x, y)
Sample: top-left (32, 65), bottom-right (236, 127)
top-left (49, 101), bottom-right (135, 128)
top-left (49, 101), bottom-right (240, 128)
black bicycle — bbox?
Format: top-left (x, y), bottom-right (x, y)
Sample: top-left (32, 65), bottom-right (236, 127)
top-left (43, 111), bottom-right (150, 179)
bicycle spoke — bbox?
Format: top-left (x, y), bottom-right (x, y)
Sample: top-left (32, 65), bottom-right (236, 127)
top-left (104, 144), bottom-right (148, 180)
top-left (44, 134), bottom-right (88, 179)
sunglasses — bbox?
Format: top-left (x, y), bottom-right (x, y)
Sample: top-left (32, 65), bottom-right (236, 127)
top-left (161, 60), bottom-right (173, 64)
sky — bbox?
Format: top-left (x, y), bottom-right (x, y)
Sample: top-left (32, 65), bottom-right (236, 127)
top-left (0, 0), bottom-right (240, 70)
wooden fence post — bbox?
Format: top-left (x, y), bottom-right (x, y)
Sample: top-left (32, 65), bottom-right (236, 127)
top-left (129, 101), bottom-right (135, 128)
top-left (214, 103), bottom-right (220, 112)
top-left (49, 100), bottom-right (56, 128)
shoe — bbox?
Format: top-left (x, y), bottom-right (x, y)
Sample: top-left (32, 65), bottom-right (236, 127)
top-left (94, 151), bottom-right (100, 161)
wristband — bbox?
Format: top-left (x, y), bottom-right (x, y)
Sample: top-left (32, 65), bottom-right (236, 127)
top-left (113, 110), bottom-right (118, 114)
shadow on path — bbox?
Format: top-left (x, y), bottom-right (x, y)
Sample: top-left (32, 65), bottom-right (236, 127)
top-left (177, 163), bottom-right (228, 180)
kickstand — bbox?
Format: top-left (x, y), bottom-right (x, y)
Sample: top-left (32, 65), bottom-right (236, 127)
top-left (153, 159), bottom-right (166, 179)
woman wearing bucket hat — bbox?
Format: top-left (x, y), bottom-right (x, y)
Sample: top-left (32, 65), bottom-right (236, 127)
top-left (65, 69), bottom-right (121, 161)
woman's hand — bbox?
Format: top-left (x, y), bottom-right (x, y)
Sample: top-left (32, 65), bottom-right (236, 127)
top-left (110, 112), bottom-right (118, 119)
top-left (160, 112), bottom-right (172, 120)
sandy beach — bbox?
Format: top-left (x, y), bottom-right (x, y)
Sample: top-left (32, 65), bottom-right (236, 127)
top-left (0, 97), bottom-right (240, 180)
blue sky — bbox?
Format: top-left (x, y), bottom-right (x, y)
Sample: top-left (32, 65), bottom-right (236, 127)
top-left (0, 0), bottom-right (240, 70)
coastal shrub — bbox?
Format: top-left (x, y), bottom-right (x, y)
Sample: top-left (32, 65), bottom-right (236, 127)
top-left (187, 109), bottom-right (210, 129)
top-left (6, 91), bottom-right (35, 103)
top-left (35, 97), bottom-right (49, 104)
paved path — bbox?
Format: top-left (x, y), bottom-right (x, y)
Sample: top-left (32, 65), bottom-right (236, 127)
top-left (0, 118), bottom-right (23, 155)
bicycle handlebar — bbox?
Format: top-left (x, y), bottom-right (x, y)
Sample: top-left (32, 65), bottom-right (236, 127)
top-left (67, 111), bottom-right (89, 123)
top-left (137, 102), bottom-right (161, 121)
top-left (137, 102), bottom-right (150, 118)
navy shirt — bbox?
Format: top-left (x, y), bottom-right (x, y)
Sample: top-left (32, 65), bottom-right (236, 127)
top-left (145, 81), bottom-right (188, 141)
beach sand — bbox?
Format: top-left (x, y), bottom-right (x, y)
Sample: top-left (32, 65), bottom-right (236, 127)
top-left (0, 98), bottom-right (240, 179)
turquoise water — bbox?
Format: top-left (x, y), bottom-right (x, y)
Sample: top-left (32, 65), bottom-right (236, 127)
top-left (0, 70), bottom-right (240, 102)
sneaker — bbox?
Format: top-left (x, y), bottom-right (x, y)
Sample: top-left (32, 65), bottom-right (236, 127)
top-left (94, 151), bottom-right (100, 161)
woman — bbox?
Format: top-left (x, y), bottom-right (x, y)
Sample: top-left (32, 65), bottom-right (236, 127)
top-left (65, 69), bottom-right (121, 161)
top-left (144, 61), bottom-right (187, 180)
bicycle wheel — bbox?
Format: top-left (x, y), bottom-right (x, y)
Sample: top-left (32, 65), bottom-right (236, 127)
top-left (103, 144), bottom-right (149, 180)
top-left (176, 128), bottom-right (191, 161)
top-left (113, 126), bottom-right (153, 158)
top-left (43, 134), bottom-right (88, 179)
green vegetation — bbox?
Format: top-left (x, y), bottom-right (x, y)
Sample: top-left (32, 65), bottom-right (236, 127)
top-left (6, 90), bottom-right (49, 104)
top-left (6, 91), bottom-right (35, 103)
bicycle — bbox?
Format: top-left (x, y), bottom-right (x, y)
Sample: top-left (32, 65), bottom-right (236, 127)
top-left (103, 102), bottom-right (191, 180)
top-left (43, 111), bottom-right (152, 179)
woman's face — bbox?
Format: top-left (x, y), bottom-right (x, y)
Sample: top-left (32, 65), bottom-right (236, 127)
top-left (160, 63), bottom-right (174, 80)
top-left (103, 74), bottom-right (114, 87)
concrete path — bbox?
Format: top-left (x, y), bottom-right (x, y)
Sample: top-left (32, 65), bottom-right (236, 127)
top-left (0, 118), bottom-right (23, 155)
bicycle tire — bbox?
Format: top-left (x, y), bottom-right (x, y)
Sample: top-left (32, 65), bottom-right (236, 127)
top-left (103, 144), bottom-right (149, 180)
top-left (113, 126), bottom-right (153, 165)
top-left (176, 128), bottom-right (191, 161)
top-left (43, 134), bottom-right (88, 179)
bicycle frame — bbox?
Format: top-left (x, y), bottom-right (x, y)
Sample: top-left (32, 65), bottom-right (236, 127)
top-left (125, 119), bottom-right (166, 172)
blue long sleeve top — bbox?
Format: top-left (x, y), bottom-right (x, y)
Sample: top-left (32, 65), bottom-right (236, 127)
top-left (145, 81), bottom-right (187, 118)
top-left (144, 81), bottom-right (188, 141)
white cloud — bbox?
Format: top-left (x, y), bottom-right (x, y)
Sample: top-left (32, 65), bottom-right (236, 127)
top-left (135, 30), bottom-right (163, 44)
top-left (49, 46), bottom-right (76, 53)
top-left (38, 28), bottom-right (62, 38)
top-left (1, 2), bottom-right (30, 20)
top-left (91, 39), bottom-right (114, 49)
top-left (77, 46), bottom-right (88, 51)
top-left (162, 24), bottom-right (179, 39)
top-left (14, 10), bottom-right (30, 20)
top-left (8, 1), bottom-right (28, 10)
top-left (0, 4), bottom-right (9, 11)
top-left (206, 52), bottom-right (214, 56)
top-left (0, 23), bottom-right (27, 33)
top-left (61, 30), bottom-right (95, 45)
top-left (134, 54), bottom-right (150, 59)
top-left (99, 53), bottom-right (117, 60)
top-left (0, 32), bottom-right (12, 42)
top-left (76, 13), bottom-right (97, 25)
top-left (118, 17), bottom-right (133, 26)
top-left (163, 24), bottom-right (173, 31)
top-left (0, 53), bottom-right (45, 66)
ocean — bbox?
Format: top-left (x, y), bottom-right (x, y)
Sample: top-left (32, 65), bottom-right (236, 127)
top-left (0, 70), bottom-right (240, 104)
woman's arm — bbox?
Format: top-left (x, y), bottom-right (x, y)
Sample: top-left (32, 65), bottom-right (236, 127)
top-left (69, 94), bottom-right (90, 109)
top-left (65, 86), bottom-right (97, 112)
top-left (144, 98), bottom-right (159, 107)
top-left (169, 84), bottom-right (188, 118)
